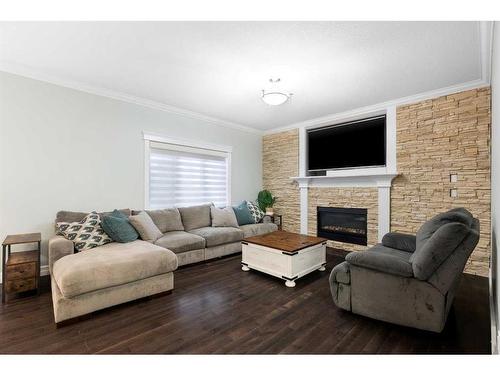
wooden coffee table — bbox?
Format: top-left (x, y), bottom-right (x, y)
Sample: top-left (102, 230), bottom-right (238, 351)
top-left (241, 231), bottom-right (327, 287)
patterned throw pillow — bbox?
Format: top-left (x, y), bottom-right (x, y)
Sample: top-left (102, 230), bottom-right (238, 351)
top-left (57, 212), bottom-right (113, 251)
top-left (246, 201), bottom-right (265, 224)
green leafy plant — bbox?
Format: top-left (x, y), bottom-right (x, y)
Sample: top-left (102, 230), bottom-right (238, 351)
top-left (257, 190), bottom-right (277, 211)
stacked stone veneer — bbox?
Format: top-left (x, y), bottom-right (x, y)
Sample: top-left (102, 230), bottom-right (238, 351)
top-left (392, 87), bottom-right (491, 276)
top-left (262, 87), bottom-right (491, 276)
top-left (262, 129), bottom-right (300, 233)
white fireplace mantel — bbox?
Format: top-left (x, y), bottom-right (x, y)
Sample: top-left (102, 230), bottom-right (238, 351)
top-left (291, 172), bottom-right (398, 188)
top-left (290, 172), bottom-right (398, 242)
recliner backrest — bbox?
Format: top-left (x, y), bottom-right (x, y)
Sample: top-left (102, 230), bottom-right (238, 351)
top-left (427, 218), bottom-right (480, 294)
top-left (411, 208), bottom-right (477, 280)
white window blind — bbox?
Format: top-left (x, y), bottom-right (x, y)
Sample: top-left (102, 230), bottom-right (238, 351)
top-left (147, 141), bottom-right (230, 209)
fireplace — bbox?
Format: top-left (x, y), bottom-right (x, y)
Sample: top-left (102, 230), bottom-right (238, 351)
top-left (317, 207), bottom-right (368, 245)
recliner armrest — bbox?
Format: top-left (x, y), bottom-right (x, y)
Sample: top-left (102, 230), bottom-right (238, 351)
top-left (381, 232), bottom-right (416, 253)
top-left (346, 251), bottom-right (414, 277)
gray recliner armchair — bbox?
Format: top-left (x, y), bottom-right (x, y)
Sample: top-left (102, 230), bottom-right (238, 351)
top-left (329, 208), bottom-right (480, 332)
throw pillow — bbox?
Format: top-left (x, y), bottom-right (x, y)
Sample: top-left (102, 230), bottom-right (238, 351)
top-left (211, 206), bottom-right (239, 228)
top-left (246, 201), bottom-right (265, 224)
top-left (178, 203), bottom-right (213, 231)
top-left (56, 212), bottom-right (113, 251)
top-left (146, 208), bottom-right (184, 232)
top-left (129, 211), bottom-right (163, 242)
top-left (101, 209), bottom-right (139, 243)
top-left (232, 201), bottom-right (254, 226)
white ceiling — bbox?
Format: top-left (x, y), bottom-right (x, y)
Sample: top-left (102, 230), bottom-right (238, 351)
top-left (0, 22), bottom-right (483, 131)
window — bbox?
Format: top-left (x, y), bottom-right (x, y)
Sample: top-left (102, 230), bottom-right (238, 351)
top-left (144, 133), bottom-right (231, 209)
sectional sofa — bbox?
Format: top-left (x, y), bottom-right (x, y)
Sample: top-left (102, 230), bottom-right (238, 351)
top-left (136, 203), bottom-right (278, 266)
top-left (49, 203), bottom-right (278, 324)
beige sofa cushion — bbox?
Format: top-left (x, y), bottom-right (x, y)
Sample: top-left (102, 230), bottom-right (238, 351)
top-left (52, 240), bottom-right (177, 298)
top-left (155, 231), bottom-right (205, 254)
top-left (189, 226), bottom-right (243, 247)
top-left (210, 206), bottom-right (239, 228)
top-left (129, 211), bottom-right (163, 241)
top-left (178, 204), bottom-right (212, 231)
top-left (146, 208), bottom-right (184, 232)
top-left (240, 223), bottom-right (278, 238)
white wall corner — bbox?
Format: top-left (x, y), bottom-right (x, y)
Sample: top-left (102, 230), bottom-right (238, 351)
top-left (480, 21), bottom-right (494, 84)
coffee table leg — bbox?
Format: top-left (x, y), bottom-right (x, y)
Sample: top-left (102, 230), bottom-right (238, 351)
top-left (241, 265), bottom-right (250, 271)
top-left (285, 280), bottom-right (296, 288)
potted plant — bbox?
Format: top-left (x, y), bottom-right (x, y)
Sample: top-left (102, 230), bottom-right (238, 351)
top-left (257, 190), bottom-right (277, 216)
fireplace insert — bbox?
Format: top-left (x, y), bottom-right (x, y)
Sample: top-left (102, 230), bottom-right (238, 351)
top-left (317, 207), bottom-right (367, 245)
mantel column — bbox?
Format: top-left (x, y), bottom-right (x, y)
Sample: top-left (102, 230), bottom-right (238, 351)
top-left (377, 179), bottom-right (393, 242)
top-left (298, 180), bottom-right (309, 235)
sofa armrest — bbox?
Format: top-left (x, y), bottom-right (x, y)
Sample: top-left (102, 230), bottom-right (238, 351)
top-left (346, 251), bottom-right (414, 277)
top-left (381, 232), bottom-right (416, 253)
top-left (48, 236), bottom-right (74, 274)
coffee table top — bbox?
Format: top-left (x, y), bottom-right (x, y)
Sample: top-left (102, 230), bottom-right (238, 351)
top-left (244, 231), bottom-right (327, 252)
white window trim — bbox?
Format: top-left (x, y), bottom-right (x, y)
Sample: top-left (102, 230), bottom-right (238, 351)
top-left (143, 131), bottom-right (232, 209)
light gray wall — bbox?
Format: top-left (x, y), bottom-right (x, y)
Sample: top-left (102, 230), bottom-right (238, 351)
top-left (0, 71), bottom-right (262, 268)
top-left (491, 22), bottom-right (500, 353)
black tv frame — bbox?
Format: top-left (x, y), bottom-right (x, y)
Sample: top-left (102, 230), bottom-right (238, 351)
top-left (306, 115), bottom-right (387, 174)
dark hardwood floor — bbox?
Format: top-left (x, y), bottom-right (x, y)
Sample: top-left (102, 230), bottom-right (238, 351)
top-left (0, 249), bottom-right (491, 354)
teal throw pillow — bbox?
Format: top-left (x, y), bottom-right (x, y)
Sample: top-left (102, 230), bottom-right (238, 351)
top-left (232, 201), bottom-right (254, 226)
top-left (101, 209), bottom-right (139, 243)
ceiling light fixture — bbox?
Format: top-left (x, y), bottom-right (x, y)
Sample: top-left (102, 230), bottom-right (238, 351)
top-left (261, 78), bottom-right (292, 106)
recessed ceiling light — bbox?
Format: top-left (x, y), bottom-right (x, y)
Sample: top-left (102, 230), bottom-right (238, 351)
top-left (261, 78), bottom-right (292, 106)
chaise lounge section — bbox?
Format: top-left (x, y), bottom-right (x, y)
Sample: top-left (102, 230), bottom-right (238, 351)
top-left (49, 237), bottom-right (178, 324)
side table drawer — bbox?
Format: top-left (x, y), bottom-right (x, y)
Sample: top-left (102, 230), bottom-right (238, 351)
top-left (6, 262), bottom-right (36, 281)
top-left (5, 278), bottom-right (36, 293)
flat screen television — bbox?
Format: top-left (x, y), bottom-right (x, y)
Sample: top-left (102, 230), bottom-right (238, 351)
top-left (307, 115), bottom-right (386, 172)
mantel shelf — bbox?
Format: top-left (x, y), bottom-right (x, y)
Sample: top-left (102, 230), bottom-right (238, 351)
top-left (290, 173), bottom-right (398, 188)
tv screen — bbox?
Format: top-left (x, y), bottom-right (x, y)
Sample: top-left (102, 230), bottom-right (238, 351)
top-left (307, 116), bottom-right (386, 171)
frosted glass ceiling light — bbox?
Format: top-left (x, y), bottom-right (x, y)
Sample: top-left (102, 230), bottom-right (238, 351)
top-left (261, 78), bottom-right (292, 106)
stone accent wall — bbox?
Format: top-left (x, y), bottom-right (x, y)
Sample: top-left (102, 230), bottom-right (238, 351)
top-left (262, 87), bottom-right (491, 276)
top-left (262, 129), bottom-right (300, 233)
top-left (392, 87), bottom-right (491, 276)
top-left (308, 188), bottom-right (378, 251)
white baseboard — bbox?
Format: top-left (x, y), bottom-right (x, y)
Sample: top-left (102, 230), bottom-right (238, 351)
top-left (493, 329), bottom-right (500, 354)
top-left (40, 265), bottom-right (49, 276)
top-left (0, 265), bottom-right (49, 285)
top-left (493, 328), bottom-right (499, 354)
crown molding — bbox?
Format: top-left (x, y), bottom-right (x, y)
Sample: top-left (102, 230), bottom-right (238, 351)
top-left (1, 21), bottom-right (492, 137)
top-left (0, 61), bottom-right (262, 135)
top-left (264, 78), bottom-right (489, 135)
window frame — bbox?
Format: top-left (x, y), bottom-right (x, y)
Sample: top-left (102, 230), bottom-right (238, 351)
top-left (143, 131), bottom-right (232, 209)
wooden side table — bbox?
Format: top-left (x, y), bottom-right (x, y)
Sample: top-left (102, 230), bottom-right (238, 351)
top-left (272, 214), bottom-right (283, 230)
top-left (263, 214), bottom-right (283, 230)
top-left (2, 233), bottom-right (41, 303)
